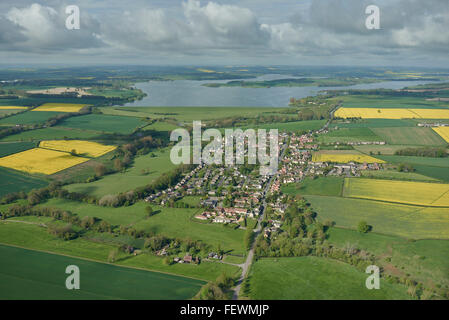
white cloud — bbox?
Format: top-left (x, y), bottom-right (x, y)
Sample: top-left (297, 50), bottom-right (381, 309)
top-left (0, 0), bottom-right (448, 66)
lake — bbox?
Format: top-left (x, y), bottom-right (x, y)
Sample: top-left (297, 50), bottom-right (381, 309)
top-left (123, 75), bottom-right (437, 107)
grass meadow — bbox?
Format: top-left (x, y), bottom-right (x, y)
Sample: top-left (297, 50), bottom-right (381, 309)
top-left (306, 195), bottom-right (449, 239)
top-left (37, 199), bottom-right (247, 255)
top-left (59, 114), bottom-right (145, 134)
top-left (247, 256), bottom-right (410, 300)
top-left (0, 244), bottom-right (204, 300)
top-left (0, 222), bottom-right (240, 282)
top-left (64, 148), bottom-right (176, 197)
top-left (0, 167), bottom-right (48, 197)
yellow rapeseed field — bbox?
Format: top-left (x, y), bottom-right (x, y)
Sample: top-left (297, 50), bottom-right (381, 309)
top-left (0, 106), bottom-right (28, 110)
top-left (335, 107), bottom-right (449, 119)
top-left (32, 103), bottom-right (89, 113)
top-left (343, 178), bottom-right (449, 207)
top-left (39, 140), bottom-right (116, 158)
top-left (432, 127), bottom-right (449, 143)
top-left (312, 153), bottom-right (385, 164)
top-left (0, 148), bottom-right (89, 175)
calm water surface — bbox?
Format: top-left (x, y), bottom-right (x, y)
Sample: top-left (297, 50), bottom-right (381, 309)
top-left (123, 75), bottom-right (437, 107)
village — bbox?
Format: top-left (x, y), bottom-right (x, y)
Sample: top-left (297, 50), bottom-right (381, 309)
top-left (144, 126), bottom-right (385, 246)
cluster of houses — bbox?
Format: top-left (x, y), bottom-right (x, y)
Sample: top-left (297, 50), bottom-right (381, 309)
top-left (173, 254), bottom-right (199, 264)
top-left (196, 192), bottom-right (263, 224)
top-left (263, 220), bottom-right (282, 239)
top-left (144, 164), bottom-right (204, 204)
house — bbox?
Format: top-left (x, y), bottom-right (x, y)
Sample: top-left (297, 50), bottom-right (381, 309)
top-left (183, 255), bottom-right (193, 263)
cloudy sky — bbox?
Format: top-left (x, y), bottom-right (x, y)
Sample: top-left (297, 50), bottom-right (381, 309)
top-left (0, 0), bottom-right (448, 67)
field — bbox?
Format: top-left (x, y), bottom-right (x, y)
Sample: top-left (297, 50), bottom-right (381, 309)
top-left (311, 153), bottom-right (385, 164)
top-left (58, 114), bottom-right (145, 134)
top-left (1, 127), bottom-right (103, 142)
top-left (343, 178), bottom-right (449, 207)
top-left (360, 170), bottom-right (439, 182)
top-left (0, 111), bottom-right (62, 125)
top-left (0, 106), bottom-right (28, 110)
top-left (0, 141), bottom-right (36, 157)
top-left (0, 148), bottom-right (89, 175)
top-left (353, 144), bottom-right (425, 155)
top-left (371, 127), bottom-right (447, 146)
top-left (0, 222), bottom-right (239, 281)
top-left (32, 103), bottom-right (89, 113)
top-left (433, 127), bottom-right (449, 143)
top-left (0, 106), bottom-right (27, 117)
top-left (306, 195), bottom-right (449, 239)
top-left (39, 140), bottom-right (116, 158)
top-left (247, 257), bottom-right (409, 300)
top-left (281, 177), bottom-right (343, 197)
top-left (237, 120), bottom-right (326, 132)
top-left (65, 148), bottom-right (176, 197)
top-left (37, 198), bottom-right (247, 255)
top-left (335, 108), bottom-right (449, 119)
top-left (333, 95), bottom-right (448, 109)
top-left (377, 155), bottom-right (449, 182)
top-left (334, 119), bottom-right (417, 128)
top-left (318, 127), bottom-right (381, 144)
top-left (0, 167), bottom-right (48, 197)
top-left (100, 106), bottom-right (287, 122)
top-left (0, 244), bottom-right (204, 300)
top-left (326, 228), bottom-right (449, 289)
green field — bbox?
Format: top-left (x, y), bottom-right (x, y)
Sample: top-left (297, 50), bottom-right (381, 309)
top-left (0, 111), bottom-right (62, 125)
top-left (371, 127), bottom-right (447, 146)
top-left (248, 257), bottom-right (409, 300)
top-left (101, 106), bottom-right (287, 122)
top-left (334, 119), bottom-right (417, 128)
top-left (306, 195), bottom-right (449, 239)
top-left (318, 127), bottom-right (381, 143)
top-left (0, 222), bottom-right (240, 281)
top-left (0, 167), bottom-right (48, 198)
top-left (37, 199), bottom-right (246, 255)
top-left (143, 121), bottom-right (179, 132)
top-left (360, 170), bottom-right (439, 182)
top-left (65, 148), bottom-right (176, 197)
top-left (1, 127), bottom-right (103, 142)
top-left (354, 144), bottom-right (425, 155)
top-left (326, 228), bottom-right (449, 289)
top-left (0, 244), bottom-right (204, 299)
top-left (237, 120), bottom-right (326, 132)
top-left (0, 109), bottom-right (23, 117)
top-left (377, 155), bottom-right (449, 182)
top-left (281, 177), bottom-right (343, 197)
top-left (59, 114), bottom-right (145, 134)
top-left (334, 95), bottom-right (449, 109)
top-left (0, 141), bottom-right (36, 157)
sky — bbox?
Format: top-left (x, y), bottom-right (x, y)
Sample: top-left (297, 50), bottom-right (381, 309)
top-left (0, 0), bottom-right (448, 67)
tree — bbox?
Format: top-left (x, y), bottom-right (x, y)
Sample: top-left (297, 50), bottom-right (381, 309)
top-left (244, 227), bottom-right (255, 250)
top-left (70, 149), bottom-right (77, 156)
top-left (146, 206), bottom-right (154, 217)
top-left (114, 158), bottom-right (124, 171)
top-left (357, 221), bottom-right (370, 233)
top-left (94, 164), bottom-right (107, 177)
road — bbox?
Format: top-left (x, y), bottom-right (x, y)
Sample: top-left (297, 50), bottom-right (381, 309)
top-left (232, 144), bottom-right (287, 300)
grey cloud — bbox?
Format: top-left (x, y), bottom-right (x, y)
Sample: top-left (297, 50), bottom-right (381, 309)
top-left (0, 0), bottom-right (448, 66)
